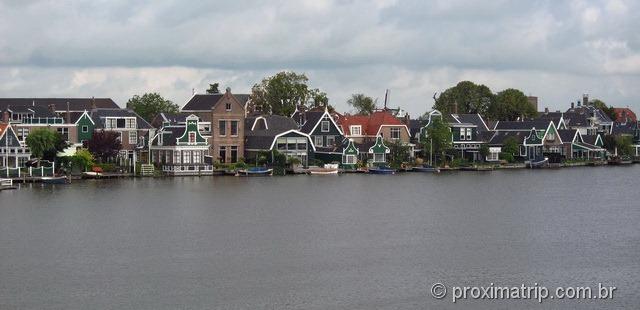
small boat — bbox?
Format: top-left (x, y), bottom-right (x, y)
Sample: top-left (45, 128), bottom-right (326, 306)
top-left (237, 167), bottom-right (273, 176)
top-left (82, 171), bottom-right (102, 179)
top-left (525, 157), bottom-right (548, 168)
top-left (308, 164), bottom-right (339, 175)
top-left (413, 165), bottom-right (440, 173)
top-left (368, 166), bottom-right (396, 175)
top-left (608, 157), bottom-right (633, 165)
top-left (41, 176), bottom-right (70, 184)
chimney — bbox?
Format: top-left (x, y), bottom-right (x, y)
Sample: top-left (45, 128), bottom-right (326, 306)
top-left (570, 102), bottom-right (574, 109)
top-left (453, 101), bottom-right (458, 114)
top-left (65, 101), bottom-right (71, 124)
top-left (91, 97), bottom-right (97, 111)
top-left (2, 110), bottom-right (9, 123)
top-left (403, 113), bottom-right (410, 126)
top-left (48, 104), bottom-right (56, 114)
top-left (226, 87), bottom-right (231, 94)
top-left (544, 107), bottom-right (549, 114)
top-left (582, 94), bottom-right (589, 106)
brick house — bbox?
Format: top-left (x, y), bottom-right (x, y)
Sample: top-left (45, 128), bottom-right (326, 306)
top-left (211, 89), bottom-right (246, 163)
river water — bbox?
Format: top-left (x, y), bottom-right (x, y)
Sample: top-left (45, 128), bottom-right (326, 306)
top-left (1, 166), bottom-right (639, 309)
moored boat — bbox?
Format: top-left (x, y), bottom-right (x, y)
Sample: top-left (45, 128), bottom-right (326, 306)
top-left (308, 164), bottom-right (339, 175)
top-left (82, 171), bottom-right (102, 179)
top-left (525, 157), bottom-right (548, 168)
top-left (368, 166), bottom-right (396, 175)
top-left (236, 167), bottom-right (273, 176)
top-left (41, 176), bottom-right (70, 184)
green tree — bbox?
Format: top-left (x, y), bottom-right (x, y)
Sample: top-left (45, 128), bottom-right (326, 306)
top-left (478, 144), bottom-right (490, 162)
top-left (25, 128), bottom-right (66, 160)
top-left (500, 137), bottom-right (519, 163)
top-left (250, 71), bottom-right (321, 116)
top-left (69, 149), bottom-right (95, 171)
top-left (422, 117), bottom-right (452, 166)
top-left (615, 135), bottom-right (633, 156)
top-left (87, 131), bottom-right (122, 162)
top-left (590, 99), bottom-right (616, 120)
top-left (126, 93), bottom-right (179, 122)
top-left (387, 139), bottom-right (411, 169)
top-left (347, 93), bottom-right (377, 115)
top-left (434, 81), bottom-right (495, 116)
top-left (489, 88), bottom-right (537, 121)
top-left (206, 83), bottom-right (220, 94)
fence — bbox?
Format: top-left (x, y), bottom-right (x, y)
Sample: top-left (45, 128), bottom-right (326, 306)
top-left (0, 164), bottom-right (55, 178)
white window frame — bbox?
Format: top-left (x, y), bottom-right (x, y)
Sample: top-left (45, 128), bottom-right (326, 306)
top-left (466, 128), bottom-right (472, 140)
top-left (128, 131), bottom-right (137, 145)
top-left (326, 135), bottom-right (335, 146)
top-left (373, 153), bottom-right (385, 163)
top-left (314, 136), bottom-right (323, 147)
top-left (126, 118), bottom-right (136, 129)
top-left (182, 150), bottom-right (191, 164)
top-left (321, 121), bottom-right (330, 132)
top-left (390, 127), bottom-right (400, 140)
top-left (459, 128), bottom-right (465, 140)
top-left (81, 125), bottom-right (89, 133)
top-left (230, 120), bottom-right (239, 137)
top-left (350, 125), bottom-right (362, 136)
top-left (344, 154), bottom-right (357, 164)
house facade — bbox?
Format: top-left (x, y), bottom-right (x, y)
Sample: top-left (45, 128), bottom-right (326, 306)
top-left (0, 123), bottom-right (31, 171)
top-left (149, 115), bottom-right (212, 175)
top-left (211, 89), bottom-right (246, 163)
top-left (244, 115), bottom-right (315, 166)
top-left (298, 108), bottom-right (344, 163)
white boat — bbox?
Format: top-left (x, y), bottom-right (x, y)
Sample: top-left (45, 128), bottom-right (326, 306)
top-left (308, 164), bottom-right (339, 175)
top-left (82, 171), bottom-right (103, 179)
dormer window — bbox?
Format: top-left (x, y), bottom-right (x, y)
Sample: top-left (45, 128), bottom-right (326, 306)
top-left (350, 125), bottom-right (362, 136)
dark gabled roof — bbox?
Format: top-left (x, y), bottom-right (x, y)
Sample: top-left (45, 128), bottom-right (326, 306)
top-left (0, 98), bottom-right (118, 111)
top-left (450, 114), bottom-right (489, 131)
top-left (534, 111), bottom-right (564, 128)
top-left (5, 105), bottom-right (57, 118)
top-left (612, 121), bottom-right (637, 135)
top-left (152, 126), bottom-right (185, 146)
top-left (245, 115), bottom-right (300, 150)
top-left (581, 135), bottom-right (598, 145)
top-left (494, 120), bottom-right (551, 131)
top-left (89, 108), bottom-right (152, 129)
top-left (409, 119), bottom-right (428, 138)
top-left (562, 111), bottom-right (590, 127)
top-left (181, 93), bottom-right (250, 111)
top-left (557, 129), bottom-right (577, 143)
top-left (486, 130), bottom-right (528, 145)
top-left (299, 111), bottom-right (325, 133)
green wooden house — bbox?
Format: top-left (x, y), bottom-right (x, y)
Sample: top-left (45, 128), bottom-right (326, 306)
top-left (74, 111), bottom-right (95, 144)
top-left (368, 135), bottom-right (390, 165)
top-left (341, 139), bottom-right (359, 169)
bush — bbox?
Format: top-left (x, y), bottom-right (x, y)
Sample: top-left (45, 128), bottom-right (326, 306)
top-left (95, 163), bottom-right (117, 172)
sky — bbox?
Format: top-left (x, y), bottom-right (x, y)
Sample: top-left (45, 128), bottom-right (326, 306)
top-left (1, 0), bottom-right (640, 116)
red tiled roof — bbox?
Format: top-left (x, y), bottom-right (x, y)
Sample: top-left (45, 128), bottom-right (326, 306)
top-left (613, 108), bottom-right (637, 123)
top-left (0, 123), bottom-right (8, 137)
top-left (338, 110), bottom-right (405, 136)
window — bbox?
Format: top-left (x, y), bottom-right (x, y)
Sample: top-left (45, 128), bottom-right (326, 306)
top-left (327, 135), bottom-right (335, 146)
top-left (126, 118), bottom-right (136, 129)
top-left (486, 152), bottom-right (499, 161)
top-left (193, 150), bottom-right (201, 163)
top-left (225, 102), bottom-right (232, 111)
top-left (350, 125), bottom-right (362, 136)
top-left (117, 118), bottom-right (126, 128)
top-left (219, 146), bottom-right (227, 163)
top-left (466, 128), bottom-right (472, 140)
top-left (182, 151), bottom-right (191, 164)
top-left (230, 146), bottom-right (238, 163)
top-left (16, 128), bottom-right (29, 141)
top-left (390, 128), bottom-right (400, 140)
top-left (344, 154), bottom-right (357, 164)
top-left (189, 132), bottom-right (196, 144)
top-left (321, 120), bottom-right (330, 132)
top-left (57, 127), bottom-right (69, 140)
top-left (165, 151), bottom-right (171, 163)
top-left (174, 150), bottom-right (181, 164)
top-left (106, 119), bottom-right (117, 129)
top-left (230, 121), bottom-right (238, 136)
top-left (373, 153), bottom-right (385, 163)
top-left (128, 131), bottom-right (137, 145)
top-left (459, 128), bottom-right (465, 140)
top-left (218, 120), bottom-right (226, 136)
top-left (81, 125), bottom-right (89, 133)
top-left (315, 136), bottom-right (323, 147)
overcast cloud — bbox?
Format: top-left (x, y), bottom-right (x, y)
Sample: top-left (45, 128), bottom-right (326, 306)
top-left (1, 0), bottom-right (640, 115)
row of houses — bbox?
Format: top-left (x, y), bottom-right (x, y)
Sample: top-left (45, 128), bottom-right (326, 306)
top-left (2, 91), bottom-right (640, 175)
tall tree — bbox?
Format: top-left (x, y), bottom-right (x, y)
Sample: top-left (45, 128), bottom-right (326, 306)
top-left (25, 128), bottom-right (67, 160)
top-left (250, 71), bottom-right (315, 116)
top-left (87, 131), bottom-right (122, 162)
top-left (126, 93), bottom-right (179, 122)
top-left (347, 93), bottom-right (377, 115)
top-left (422, 117), bottom-right (452, 166)
top-left (500, 136), bottom-right (519, 163)
top-left (590, 99), bottom-right (616, 120)
top-left (489, 88), bottom-right (537, 121)
top-left (434, 81), bottom-right (495, 116)
top-left (206, 83), bottom-right (220, 94)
